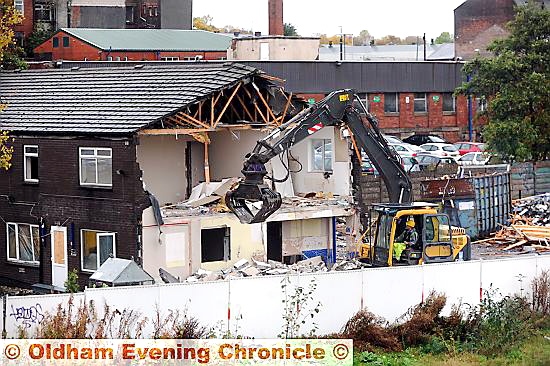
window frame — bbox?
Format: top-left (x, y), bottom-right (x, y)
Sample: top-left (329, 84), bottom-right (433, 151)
top-left (62, 36), bottom-right (69, 47)
top-left (6, 222), bottom-right (40, 265)
top-left (52, 37), bottom-right (59, 48)
top-left (79, 147), bottom-right (113, 187)
top-left (310, 138), bottom-right (333, 172)
top-left (80, 229), bottom-right (116, 273)
top-left (14, 0), bottom-right (24, 13)
top-left (442, 93), bottom-right (456, 113)
top-left (160, 56), bottom-right (180, 61)
top-left (384, 93), bottom-right (399, 114)
top-left (23, 145), bottom-right (39, 183)
top-left (357, 93), bottom-right (369, 112)
top-left (476, 97), bottom-right (487, 113)
top-left (414, 93), bottom-right (427, 113)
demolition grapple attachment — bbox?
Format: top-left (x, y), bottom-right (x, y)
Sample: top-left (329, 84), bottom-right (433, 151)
top-left (225, 162), bottom-right (282, 224)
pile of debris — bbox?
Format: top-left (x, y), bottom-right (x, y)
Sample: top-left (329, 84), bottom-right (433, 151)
top-left (184, 256), bottom-right (367, 283)
top-left (474, 193), bottom-right (550, 254)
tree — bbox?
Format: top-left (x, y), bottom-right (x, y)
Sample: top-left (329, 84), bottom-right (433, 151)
top-left (0, 0), bottom-right (18, 168)
top-left (456, 2), bottom-right (550, 161)
top-left (435, 31), bottom-right (453, 44)
top-left (284, 23), bottom-right (298, 37)
top-left (353, 29), bottom-right (372, 46)
top-left (376, 35), bottom-right (403, 45)
top-left (193, 15), bottom-right (220, 32)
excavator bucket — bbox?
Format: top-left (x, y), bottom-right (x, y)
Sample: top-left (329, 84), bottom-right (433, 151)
top-left (225, 182), bottom-right (282, 224)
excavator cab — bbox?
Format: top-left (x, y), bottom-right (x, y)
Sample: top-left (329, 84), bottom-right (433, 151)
top-left (360, 203), bottom-right (471, 266)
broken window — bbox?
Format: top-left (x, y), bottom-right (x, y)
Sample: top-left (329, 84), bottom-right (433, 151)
top-left (81, 230), bottom-right (116, 271)
top-left (311, 139), bottom-right (332, 172)
top-left (442, 93), bottom-right (455, 113)
top-left (79, 147), bottom-right (112, 187)
top-left (24, 145), bottom-right (39, 182)
top-left (7, 223), bottom-right (40, 263)
top-left (34, 2), bottom-right (54, 22)
top-left (414, 93), bottom-right (427, 113)
top-left (384, 93), bottom-right (399, 113)
top-left (201, 227), bottom-right (230, 262)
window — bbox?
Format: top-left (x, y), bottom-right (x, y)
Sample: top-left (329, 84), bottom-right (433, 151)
top-left (107, 56), bottom-right (113, 61)
top-left (476, 97), bottom-right (487, 113)
top-left (201, 227), bottom-right (230, 262)
top-left (35, 2), bottom-right (53, 21)
top-left (79, 147), bottom-right (112, 186)
top-left (15, 0), bottom-right (23, 13)
top-left (357, 93), bottom-right (369, 111)
top-left (24, 145), bottom-right (39, 182)
top-left (62, 36), bottom-right (69, 47)
top-left (161, 56), bottom-right (180, 61)
top-left (311, 139), bottom-right (332, 172)
top-left (442, 93), bottom-right (455, 113)
top-left (414, 93), bottom-right (427, 113)
top-left (7, 223), bottom-right (40, 263)
top-left (384, 93), bottom-right (398, 113)
top-left (52, 37), bottom-right (59, 48)
top-left (81, 230), bottom-right (115, 271)
top-left (125, 6), bottom-right (135, 24)
top-left (443, 145), bottom-right (458, 153)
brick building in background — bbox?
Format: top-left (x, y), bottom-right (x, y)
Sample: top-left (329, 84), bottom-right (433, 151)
top-left (34, 28), bottom-right (231, 61)
top-left (454, 0), bottom-right (549, 59)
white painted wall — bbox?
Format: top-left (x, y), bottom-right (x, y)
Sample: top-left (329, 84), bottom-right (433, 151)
top-left (5, 256), bottom-right (550, 338)
top-left (229, 38), bottom-right (320, 60)
top-left (137, 135), bottom-right (205, 205)
top-left (290, 126), bottom-right (351, 196)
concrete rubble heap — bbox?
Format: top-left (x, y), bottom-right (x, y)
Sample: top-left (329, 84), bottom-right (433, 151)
top-left (184, 256), bottom-right (367, 283)
top-left (474, 193), bottom-right (550, 255)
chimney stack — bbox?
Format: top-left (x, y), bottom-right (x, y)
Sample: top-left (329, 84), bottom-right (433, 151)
top-left (268, 0), bottom-right (284, 36)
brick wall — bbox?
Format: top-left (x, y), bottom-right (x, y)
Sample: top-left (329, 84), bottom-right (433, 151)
top-left (13, 0), bottom-right (34, 37)
top-left (34, 31), bottom-right (228, 61)
top-left (268, 0), bottom-right (284, 36)
top-left (0, 136), bottom-right (148, 288)
top-left (454, 0), bottom-right (515, 60)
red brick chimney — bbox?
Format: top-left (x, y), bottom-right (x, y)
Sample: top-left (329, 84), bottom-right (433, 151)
top-left (268, 0), bottom-right (284, 36)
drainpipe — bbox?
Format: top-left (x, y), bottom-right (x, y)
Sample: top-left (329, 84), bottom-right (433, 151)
top-left (331, 217), bottom-right (337, 264)
top-left (467, 74), bottom-right (473, 141)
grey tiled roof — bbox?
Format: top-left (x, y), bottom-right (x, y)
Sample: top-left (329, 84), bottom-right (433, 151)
top-left (0, 63), bottom-right (260, 135)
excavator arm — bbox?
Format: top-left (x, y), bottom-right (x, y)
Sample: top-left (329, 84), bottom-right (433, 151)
top-left (226, 89), bottom-right (413, 224)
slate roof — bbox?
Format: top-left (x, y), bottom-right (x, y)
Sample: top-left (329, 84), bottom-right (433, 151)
top-left (0, 63), bottom-right (261, 135)
top-left (60, 28), bottom-right (233, 52)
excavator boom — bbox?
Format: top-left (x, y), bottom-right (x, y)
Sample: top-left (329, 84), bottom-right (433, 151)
top-left (226, 89), bottom-right (413, 224)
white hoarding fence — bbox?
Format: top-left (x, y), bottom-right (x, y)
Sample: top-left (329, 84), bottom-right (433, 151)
top-left (2, 255), bottom-right (549, 338)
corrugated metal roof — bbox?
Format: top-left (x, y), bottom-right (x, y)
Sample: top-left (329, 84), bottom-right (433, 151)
top-left (62, 28), bottom-right (233, 51)
top-left (0, 63), bottom-right (261, 135)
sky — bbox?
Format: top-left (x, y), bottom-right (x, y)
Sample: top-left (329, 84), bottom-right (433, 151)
top-left (193, 0), bottom-right (467, 39)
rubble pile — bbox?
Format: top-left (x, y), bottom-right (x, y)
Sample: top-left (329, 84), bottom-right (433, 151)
top-left (184, 256), bottom-right (367, 283)
top-left (474, 193), bottom-right (550, 255)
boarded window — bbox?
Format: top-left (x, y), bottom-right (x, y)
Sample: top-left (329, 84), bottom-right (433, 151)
top-left (201, 227), bottom-right (230, 262)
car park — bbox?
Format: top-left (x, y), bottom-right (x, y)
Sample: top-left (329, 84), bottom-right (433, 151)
top-left (419, 143), bottom-right (460, 159)
top-left (415, 154), bottom-right (457, 171)
top-left (389, 143), bottom-right (424, 158)
top-left (383, 135), bottom-right (404, 144)
top-left (454, 142), bottom-right (486, 155)
top-left (403, 134), bottom-right (448, 146)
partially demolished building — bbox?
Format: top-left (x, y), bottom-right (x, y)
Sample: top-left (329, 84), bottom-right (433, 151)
top-left (0, 63), bottom-right (357, 288)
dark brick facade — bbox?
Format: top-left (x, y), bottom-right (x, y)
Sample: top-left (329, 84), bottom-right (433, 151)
top-left (0, 135), bottom-right (148, 288)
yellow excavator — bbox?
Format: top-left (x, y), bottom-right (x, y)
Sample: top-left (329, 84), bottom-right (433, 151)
top-left (225, 89), bottom-right (471, 266)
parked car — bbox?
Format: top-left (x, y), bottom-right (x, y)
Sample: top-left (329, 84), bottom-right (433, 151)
top-left (402, 156), bottom-right (420, 173)
top-left (419, 143), bottom-right (460, 159)
top-left (389, 143), bottom-right (424, 158)
top-left (415, 154), bottom-right (457, 171)
top-left (454, 142), bottom-right (486, 155)
top-left (360, 154), bottom-right (379, 175)
top-left (403, 134), bottom-right (448, 146)
top-left (456, 152), bottom-right (491, 166)
top-left (383, 134), bottom-right (404, 144)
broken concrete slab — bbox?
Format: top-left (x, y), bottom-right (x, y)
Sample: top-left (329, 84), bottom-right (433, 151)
top-left (241, 266), bottom-right (261, 277)
top-left (233, 258), bottom-right (250, 270)
top-left (297, 256), bottom-right (323, 267)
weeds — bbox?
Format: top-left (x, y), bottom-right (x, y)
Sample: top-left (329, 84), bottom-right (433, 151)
top-left (342, 309), bottom-right (401, 352)
top-left (279, 276), bottom-right (322, 338)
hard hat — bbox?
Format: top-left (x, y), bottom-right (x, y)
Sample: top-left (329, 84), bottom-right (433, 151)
top-left (406, 219), bottom-right (415, 228)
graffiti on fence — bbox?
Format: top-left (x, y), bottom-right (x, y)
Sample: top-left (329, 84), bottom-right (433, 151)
top-left (9, 303), bottom-right (44, 328)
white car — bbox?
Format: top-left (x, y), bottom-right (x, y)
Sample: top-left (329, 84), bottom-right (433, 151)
top-left (383, 135), bottom-right (404, 144)
top-left (419, 143), bottom-right (460, 159)
top-left (389, 143), bottom-right (424, 158)
top-left (456, 152), bottom-right (491, 166)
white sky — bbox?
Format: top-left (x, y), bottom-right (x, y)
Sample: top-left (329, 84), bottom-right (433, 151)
top-left (193, 0), bottom-right (467, 39)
